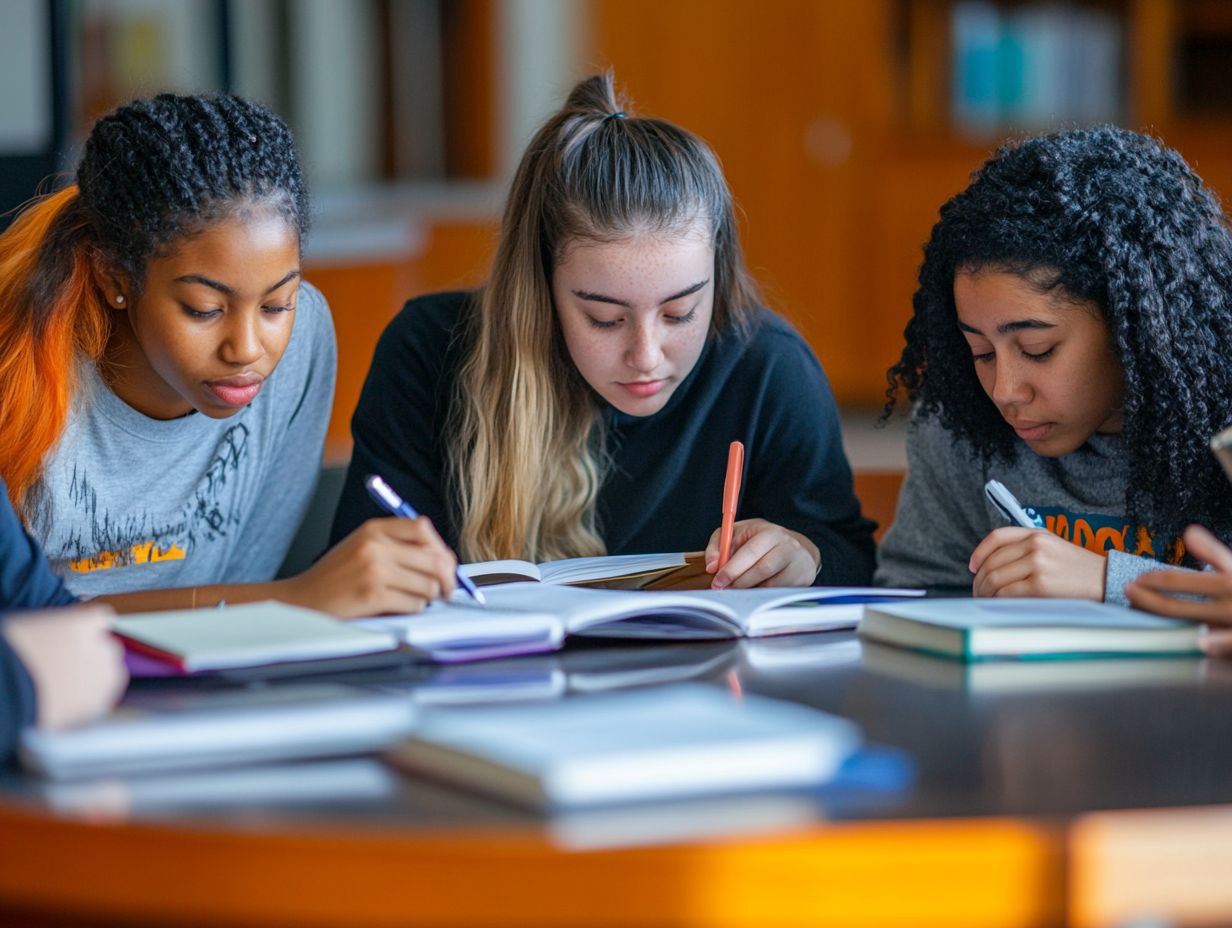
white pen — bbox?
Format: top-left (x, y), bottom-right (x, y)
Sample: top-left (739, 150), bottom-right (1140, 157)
top-left (984, 478), bottom-right (1046, 529)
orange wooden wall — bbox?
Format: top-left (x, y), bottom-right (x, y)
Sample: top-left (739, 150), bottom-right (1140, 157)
top-left (313, 0), bottom-right (1232, 453)
top-left (584, 1), bottom-right (948, 406)
top-left (585, 0), bottom-right (1232, 407)
top-left (305, 218), bottom-right (497, 453)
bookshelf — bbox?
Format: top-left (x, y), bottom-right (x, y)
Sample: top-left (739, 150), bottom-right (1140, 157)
top-left (899, 0), bottom-right (1232, 137)
top-left (899, 1), bottom-right (1128, 139)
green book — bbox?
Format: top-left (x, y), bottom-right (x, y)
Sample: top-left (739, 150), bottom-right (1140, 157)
top-left (858, 598), bottom-right (1203, 661)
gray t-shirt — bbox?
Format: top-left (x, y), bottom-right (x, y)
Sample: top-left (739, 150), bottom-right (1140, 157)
top-left (32, 282), bottom-right (336, 596)
top-left (875, 413), bottom-right (1181, 604)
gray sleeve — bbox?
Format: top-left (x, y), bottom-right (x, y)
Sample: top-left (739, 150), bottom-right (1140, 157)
top-left (1104, 550), bottom-right (1195, 606)
top-left (875, 414), bottom-right (992, 591)
top-left (226, 282), bottom-right (337, 581)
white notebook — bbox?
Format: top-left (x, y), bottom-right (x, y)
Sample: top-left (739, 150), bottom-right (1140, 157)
top-left (111, 601), bottom-right (400, 672)
top-left (357, 584), bottom-right (924, 662)
top-left (20, 684), bottom-right (419, 779)
top-left (385, 684), bottom-right (861, 808)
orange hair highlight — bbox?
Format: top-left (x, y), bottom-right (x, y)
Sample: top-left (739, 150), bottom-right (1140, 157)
top-left (0, 186), bottom-right (110, 517)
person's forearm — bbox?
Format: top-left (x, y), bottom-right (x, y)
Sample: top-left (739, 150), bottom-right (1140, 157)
top-left (94, 579), bottom-right (295, 614)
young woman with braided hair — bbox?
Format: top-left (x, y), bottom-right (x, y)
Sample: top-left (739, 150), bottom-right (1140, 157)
top-left (876, 126), bottom-right (1232, 613)
top-left (0, 93), bottom-right (457, 616)
top-left (332, 73), bottom-right (875, 588)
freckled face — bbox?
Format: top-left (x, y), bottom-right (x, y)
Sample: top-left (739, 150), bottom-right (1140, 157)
top-left (955, 268), bottom-right (1125, 457)
top-left (102, 212), bottom-right (301, 420)
top-left (551, 226), bottom-right (715, 417)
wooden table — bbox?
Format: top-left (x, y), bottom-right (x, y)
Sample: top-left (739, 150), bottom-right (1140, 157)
top-left (3, 632), bottom-right (1230, 927)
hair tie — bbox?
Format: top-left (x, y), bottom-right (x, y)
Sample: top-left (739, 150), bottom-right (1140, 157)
top-left (604, 111), bottom-right (627, 123)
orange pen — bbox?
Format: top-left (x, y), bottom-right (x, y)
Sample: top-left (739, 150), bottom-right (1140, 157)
top-left (717, 440), bottom-right (745, 570)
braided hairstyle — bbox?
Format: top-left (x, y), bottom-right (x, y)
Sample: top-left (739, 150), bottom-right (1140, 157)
top-left (0, 92), bottom-right (307, 516)
top-left (77, 92), bottom-right (309, 289)
top-left (885, 125), bottom-right (1232, 554)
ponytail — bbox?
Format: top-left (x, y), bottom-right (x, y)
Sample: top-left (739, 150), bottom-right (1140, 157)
top-left (0, 186), bottom-right (110, 517)
top-left (450, 71), bottom-right (760, 561)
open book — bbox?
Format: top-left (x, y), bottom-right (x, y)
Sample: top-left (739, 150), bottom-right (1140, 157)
top-left (357, 584), bottom-right (924, 662)
top-left (460, 552), bottom-right (708, 589)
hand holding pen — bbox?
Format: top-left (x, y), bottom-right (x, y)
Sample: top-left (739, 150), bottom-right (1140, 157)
top-left (276, 497), bottom-right (462, 618)
top-left (366, 475), bottom-right (487, 607)
top-left (705, 441), bottom-right (822, 589)
top-left (970, 477), bottom-right (1105, 599)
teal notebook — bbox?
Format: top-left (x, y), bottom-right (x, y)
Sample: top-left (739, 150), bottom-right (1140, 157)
top-left (858, 598), bottom-right (1203, 661)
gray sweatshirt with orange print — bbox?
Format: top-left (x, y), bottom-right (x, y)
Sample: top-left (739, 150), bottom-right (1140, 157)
top-left (874, 414), bottom-right (1183, 604)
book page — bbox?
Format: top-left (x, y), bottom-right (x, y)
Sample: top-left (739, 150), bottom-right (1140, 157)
top-left (356, 601), bottom-right (563, 662)
top-left (480, 584), bottom-right (744, 638)
top-left (680, 587), bottom-right (926, 637)
top-left (537, 552), bottom-right (686, 585)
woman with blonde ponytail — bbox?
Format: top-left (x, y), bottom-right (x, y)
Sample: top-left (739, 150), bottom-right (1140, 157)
top-left (334, 73), bottom-right (875, 588)
top-left (0, 93), bottom-right (457, 617)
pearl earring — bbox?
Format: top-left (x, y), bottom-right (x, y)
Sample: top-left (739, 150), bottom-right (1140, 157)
top-left (114, 295), bottom-right (125, 305)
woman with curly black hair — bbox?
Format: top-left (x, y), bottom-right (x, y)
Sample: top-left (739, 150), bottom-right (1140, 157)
top-left (0, 93), bottom-right (457, 616)
top-left (875, 126), bottom-right (1232, 605)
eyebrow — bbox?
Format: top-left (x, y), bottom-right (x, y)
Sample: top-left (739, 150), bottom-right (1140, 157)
top-left (571, 279), bottom-right (710, 308)
top-left (174, 269), bottom-right (302, 296)
top-left (958, 319), bottom-right (1056, 336)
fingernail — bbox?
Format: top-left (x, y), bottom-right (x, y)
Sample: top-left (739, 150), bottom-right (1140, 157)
top-left (713, 577), bottom-right (728, 590)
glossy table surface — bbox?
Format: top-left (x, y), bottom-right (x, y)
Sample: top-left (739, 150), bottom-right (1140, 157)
top-left (2, 629), bottom-right (1231, 927)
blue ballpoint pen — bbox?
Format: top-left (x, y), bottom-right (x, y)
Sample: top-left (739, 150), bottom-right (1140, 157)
top-left (364, 474), bottom-right (487, 607)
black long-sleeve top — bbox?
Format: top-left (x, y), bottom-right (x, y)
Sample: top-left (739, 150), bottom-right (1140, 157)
top-left (1, 478), bottom-right (77, 762)
top-left (331, 291), bottom-right (876, 583)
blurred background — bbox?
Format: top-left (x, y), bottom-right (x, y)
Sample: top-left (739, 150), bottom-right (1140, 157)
top-left (2, 0), bottom-right (1230, 464)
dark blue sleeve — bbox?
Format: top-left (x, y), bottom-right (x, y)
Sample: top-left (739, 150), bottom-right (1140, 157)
top-left (0, 628), bottom-right (36, 764)
top-left (0, 478), bottom-right (72, 763)
top-left (0, 479), bottom-right (77, 611)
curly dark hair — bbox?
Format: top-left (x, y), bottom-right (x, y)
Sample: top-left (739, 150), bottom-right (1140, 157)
top-left (70, 92), bottom-right (309, 292)
top-left (885, 125), bottom-right (1232, 552)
